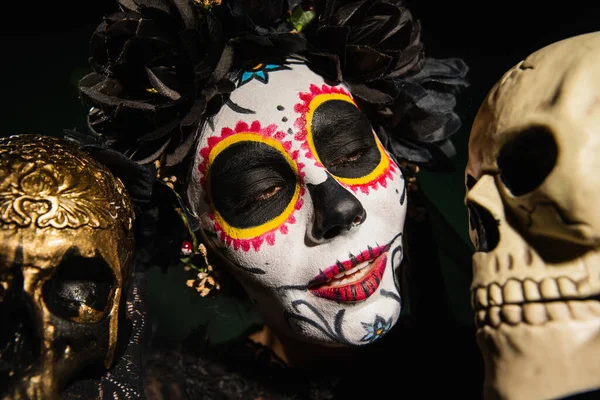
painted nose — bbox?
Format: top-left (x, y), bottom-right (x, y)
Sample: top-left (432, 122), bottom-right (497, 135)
top-left (307, 174), bottom-right (366, 242)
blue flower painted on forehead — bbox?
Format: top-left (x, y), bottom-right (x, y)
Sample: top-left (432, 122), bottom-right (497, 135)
top-left (238, 63), bottom-right (290, 87)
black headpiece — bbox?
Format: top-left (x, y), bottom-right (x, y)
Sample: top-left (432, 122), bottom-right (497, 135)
top-left (67, 0), bottom-right (469, 272)
top-left (75, 0), bottom-right (467, 171)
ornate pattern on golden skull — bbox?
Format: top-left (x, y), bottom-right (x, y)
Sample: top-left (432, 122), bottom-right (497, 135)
top-left (0, 134), bottom-right (133, 231)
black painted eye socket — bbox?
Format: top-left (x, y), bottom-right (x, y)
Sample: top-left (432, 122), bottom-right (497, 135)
top-left (210, 141), bottom-right (297, 229)
top-left (43, 251), bottom-right (114, 324)
top-left (497, 126), bottom-right (557, 196)
top-left (312, 100), bottom-right (381, 179)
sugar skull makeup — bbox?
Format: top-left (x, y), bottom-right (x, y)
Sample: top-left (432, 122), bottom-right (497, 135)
top-left (187, 62), bottom-right (407, 346)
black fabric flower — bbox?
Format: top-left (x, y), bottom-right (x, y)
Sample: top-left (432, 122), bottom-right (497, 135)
top-left (370, 57), bottom-right (470, 171)
top-left (221, 0), bottom-right (290, 33)
top-left (62, 128), bottom-right (156, 205)
top-left (78, 0), bottom-right (233, 167)
top-left (216, 0), bottom-right (308, 68)
top-left (304, 0), bottom-right (424, 83)
top-left (61, 126), bottom-right (195, 273)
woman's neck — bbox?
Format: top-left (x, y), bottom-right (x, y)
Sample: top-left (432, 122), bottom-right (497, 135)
top-left (248, 324), bottom-right (359, 368)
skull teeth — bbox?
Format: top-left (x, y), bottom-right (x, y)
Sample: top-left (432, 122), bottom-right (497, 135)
top-left (472, 276), bottom-right (593, 310)
top-left (475, 300), bottom-right (600, 328)
top-left (472, 276), bottom-right (600, 328)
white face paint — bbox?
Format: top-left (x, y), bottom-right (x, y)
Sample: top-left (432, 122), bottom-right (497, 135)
top-left (187, 61), bottom-right (407, 346)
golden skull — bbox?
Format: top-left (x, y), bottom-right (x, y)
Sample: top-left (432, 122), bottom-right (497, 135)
top-left (0, 134), bottom-right (135, 399)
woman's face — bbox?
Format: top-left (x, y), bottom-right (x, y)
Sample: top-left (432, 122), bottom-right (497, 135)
top-left (187, 61), bottom-right (407, 346)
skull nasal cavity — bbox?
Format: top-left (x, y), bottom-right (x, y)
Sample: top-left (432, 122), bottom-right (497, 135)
top-left (497, 126), bottom-right (558, 196)
top-left (467, 201), bottom-right (500, 252)
top-left (308, 175), bottom-right (366, 241)
top-left (0, 294), bottom-right (39, 392)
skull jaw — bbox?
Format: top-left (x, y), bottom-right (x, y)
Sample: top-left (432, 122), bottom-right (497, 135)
top-left (4, 366), bottom-right (60, 400)
top-left (0, 292), bottom-right (125, 400)
top-left (2, 330), bottom-right (112, 400)
top-left (477, 318), bottom-right (600, 400)
top-left (4, 359), bottom-right (102, 400)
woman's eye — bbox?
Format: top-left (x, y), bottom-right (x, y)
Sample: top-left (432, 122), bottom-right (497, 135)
top-left (255, 185), bottom-right (283, 201)
top-left (330, 150), bottom-right (364, 167)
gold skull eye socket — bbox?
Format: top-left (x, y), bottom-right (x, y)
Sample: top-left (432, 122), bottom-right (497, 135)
top-left (42, 253), bottom-right (115, 324)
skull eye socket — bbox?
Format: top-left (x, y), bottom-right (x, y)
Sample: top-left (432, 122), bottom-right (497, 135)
top-left (43, 253), bottom-right (114, 324)
top-left (497, 126), bottom-right (557, 196)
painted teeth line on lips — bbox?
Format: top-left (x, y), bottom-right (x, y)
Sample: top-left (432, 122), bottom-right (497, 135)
top-left (309, 253), bottom-right (388, 302)
top-left (332, 261), bottom-right (371, 279)
top-left (309, 243), bottom-right (388, 288)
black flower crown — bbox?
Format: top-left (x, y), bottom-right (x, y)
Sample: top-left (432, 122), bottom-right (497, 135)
top-left (69, 0), bottom-right (469, 277)
top-left (76, 0), bottom-right (468, 173)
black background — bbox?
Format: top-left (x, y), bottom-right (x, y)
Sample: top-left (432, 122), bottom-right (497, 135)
top-left (2, 1), bottom-right (600, 398)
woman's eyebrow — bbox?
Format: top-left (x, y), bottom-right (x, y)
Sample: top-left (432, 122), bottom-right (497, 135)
top-left (312, 102), bottom-right (368, 136)
top-left (210, 141), bottom-right (289, 176)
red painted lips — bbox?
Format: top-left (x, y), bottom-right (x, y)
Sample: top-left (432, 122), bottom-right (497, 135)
top-left (308, 244), bottom-right (389, 302)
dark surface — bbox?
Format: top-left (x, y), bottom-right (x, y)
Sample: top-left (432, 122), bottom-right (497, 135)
top-left (2, 1), bottom-right (600, 398)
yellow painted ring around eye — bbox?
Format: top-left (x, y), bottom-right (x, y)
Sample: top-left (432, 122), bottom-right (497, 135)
top-left (305, 93), bottom-right (389, 186)
top-left (206, 133), bottom-right (301, 240)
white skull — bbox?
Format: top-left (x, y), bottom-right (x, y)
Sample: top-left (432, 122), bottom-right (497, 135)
top-left (465, 32), bottom-right (600, 400)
